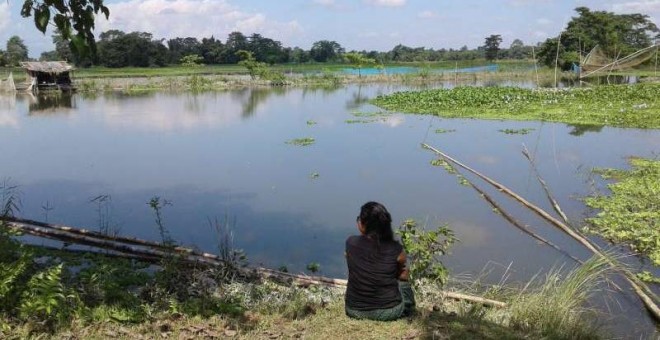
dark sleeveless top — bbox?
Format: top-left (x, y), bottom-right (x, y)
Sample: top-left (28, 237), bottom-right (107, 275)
top-left (345, 235), bottom-right (403, 310)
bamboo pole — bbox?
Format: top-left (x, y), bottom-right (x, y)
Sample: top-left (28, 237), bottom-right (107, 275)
top-left (468, 179), bottom-right (581, 264)
top-left (521, 144), bottom-right (570, 225)
top-left (1, 216), bottom-right (224, 262)
top-left (2, 218), bottom-right (508, 308)
top-left (554, 32), bottom-right (561, 88)
top-left (421, 143), bottom-right (660, 322)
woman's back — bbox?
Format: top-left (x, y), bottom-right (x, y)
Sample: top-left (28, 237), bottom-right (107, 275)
top-left (345, 235), bottom-right (403, 310)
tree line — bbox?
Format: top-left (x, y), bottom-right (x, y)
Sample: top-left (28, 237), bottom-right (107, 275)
top-left (1, 7), bottom-right (657, 69)
top-left (0, 30), bottom-right (535, 68)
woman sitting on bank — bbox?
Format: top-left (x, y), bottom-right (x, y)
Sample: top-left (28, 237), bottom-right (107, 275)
top-left (345, 201), bottom-right (415, 321)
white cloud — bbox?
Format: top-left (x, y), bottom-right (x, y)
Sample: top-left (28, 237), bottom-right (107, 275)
top-left (96, 0), bottom-right (303, 42)
top-left (418, 10), bottom-right (437, 19)
top-left (364, 0), bottom-right (406, 7)
top-left (611, 0), bottom-right (660, 22)
top-left (536, 18), bottom-right (552, 25)
top-left (611, 0), bottom-right (660, 13)
top-left (0, 3), bottom-right (10, 35)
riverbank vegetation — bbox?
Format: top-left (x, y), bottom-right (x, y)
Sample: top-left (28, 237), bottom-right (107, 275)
top-left (0, 183), bottom-right (614, 339)
top-left (585, 158), bottom-right (660, 281)
top-left (372, 83), bottom-right (660, 129)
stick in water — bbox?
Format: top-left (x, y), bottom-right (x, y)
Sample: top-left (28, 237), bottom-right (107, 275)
top-left (421, 143), bottom-right (660, 322)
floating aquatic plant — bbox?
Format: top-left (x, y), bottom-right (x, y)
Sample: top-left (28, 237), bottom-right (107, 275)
top-left (285, 138), bottom-right (316, 146)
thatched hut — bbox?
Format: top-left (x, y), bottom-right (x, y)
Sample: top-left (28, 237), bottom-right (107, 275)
top-left (19, 61), bottom-right (75, 92)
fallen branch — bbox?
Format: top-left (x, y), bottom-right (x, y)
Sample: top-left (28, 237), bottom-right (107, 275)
top-left (2, 217), bottom-right (507, 308)
top-left (1, 216), bottom-right (236, 265)
top-left (521, 144), bottom-right (570, 225)
top-left (469, 179), bottom-right (581, 264)
top-left (422, 143), bottom-right (660, 322)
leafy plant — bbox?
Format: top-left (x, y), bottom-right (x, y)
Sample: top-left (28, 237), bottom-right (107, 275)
top-left (180, 54), bottom-right (204, 68)
top-left (397, 219), bottom-right (456, 287)
top-left (584, 158), bottom-right (660, 271)
top-left (19, 264), bottom-right (80, 329)
top-left (498, 128), bottom-right (535, 135)
top-left (285, 137), bottom-right (316, 146)
top-left (147, 196), bottom-right (174, 246)
top-left (306, 262), bottom-right (320, 274)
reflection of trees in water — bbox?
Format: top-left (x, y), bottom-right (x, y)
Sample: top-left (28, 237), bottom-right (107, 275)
top-left (567, 123), bottom-right (604, 136)
top-left (301, 85), bottom-right (341, 100)
top-left (231, 87), bottom-right (288, 118)
top-left (184, 93), bottom-right (205, 114)
top-left (345, 85), bottom-right (369, 110)
top-left (0, 95), bottom-right (18, 127)
top-left (28, 93), bottom-right (76, 114)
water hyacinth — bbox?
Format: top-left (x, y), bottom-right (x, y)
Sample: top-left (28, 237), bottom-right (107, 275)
top-left (371, 83), bottom-right (660, 129)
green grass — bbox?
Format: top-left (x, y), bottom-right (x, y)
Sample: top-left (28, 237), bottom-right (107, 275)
top-left (504, 256), bottom-right (609, 339)
top-left (372, 83), bottom-right (660, 129)
top-left (585, 158), bottom-right (660, 269)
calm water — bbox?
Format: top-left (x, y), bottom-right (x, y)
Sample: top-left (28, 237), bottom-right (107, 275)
top-left (1, 82), bottom-right (659, 336)
top-left (340, 64), bottom-right (499, 75)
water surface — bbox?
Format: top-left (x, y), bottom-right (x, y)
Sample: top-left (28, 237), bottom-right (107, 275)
top-left (1, 82), bottom-right (658, 336)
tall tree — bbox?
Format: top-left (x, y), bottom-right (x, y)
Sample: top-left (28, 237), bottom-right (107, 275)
top-left (199, 36), bottom-right (224, 64)
top-left (508, 39), bottom-right (527, 59)
top-left (6, 36), bottom-right (29, 66)
top-left (310, 40), bottom-right (344, 62)
top-left (483, 34), bottom-right (502, 61)
top-left (538, 7), bottom-right (659, 69)
top-left (97, 30), bottom-right (166, 67)
top-left (167, 37), bottom-right (201, 64)
top-left (222, 31), bottom-right (248, 64)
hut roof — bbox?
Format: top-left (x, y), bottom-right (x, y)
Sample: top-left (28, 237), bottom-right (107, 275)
top-left (20, 61), bottom-right (74, 73)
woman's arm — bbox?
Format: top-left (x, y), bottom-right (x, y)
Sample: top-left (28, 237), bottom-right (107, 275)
top-left (397, 251), bottom-right (409, 281)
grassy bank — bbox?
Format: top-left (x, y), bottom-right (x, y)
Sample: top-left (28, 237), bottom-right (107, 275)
top-left (371, 83), bottom-right (660, 129)
top-left (0, 207), bottom-right (613, 340)
top-left (0, 251), bottom-right (609, 340)
top-left (585, 158), bottom-right (660, 281)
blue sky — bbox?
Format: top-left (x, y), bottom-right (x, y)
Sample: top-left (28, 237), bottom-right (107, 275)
top-left (1, 0), bottom-right (659, 58)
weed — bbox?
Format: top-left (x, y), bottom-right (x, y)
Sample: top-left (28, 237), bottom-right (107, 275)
top-left (89, 194), bottom-right (114, 235)
top-left (498, 128), bottom-right (535, 135)
top-left (306, 262), bottom-right (321, 274)
top-left (397, 219), bottom-right (457, 287)
top-left (285, 137), bottom-right (316, 146)
top-left (584, 158), bottom-right (660, 274)
top-left (372, 84), bottom-right (660, 129)
top-left (506, 256), bottom-right (610, 339)
top-left (147, 196), bottom-right (173, 246)
top-left (434, 128), bottom-right (457, 134)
